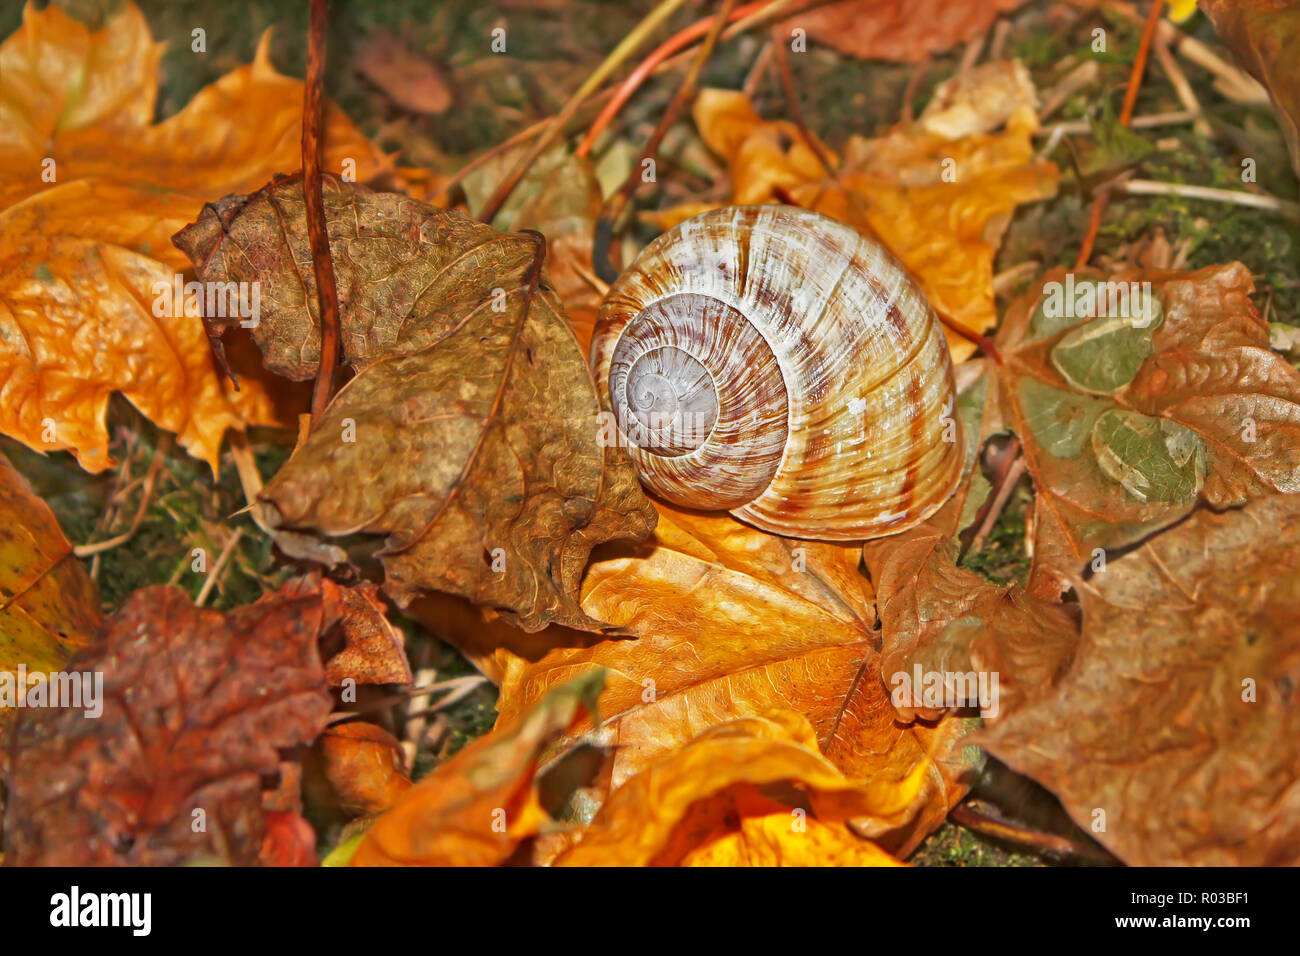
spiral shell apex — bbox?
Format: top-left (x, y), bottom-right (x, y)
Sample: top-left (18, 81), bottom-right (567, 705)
top-left (591, 205), bottom-right (966, 541)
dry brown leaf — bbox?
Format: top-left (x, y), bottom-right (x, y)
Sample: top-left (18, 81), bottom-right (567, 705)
top-left (865, 525), bottom-right (1080, 724)
top-left (784, 0), bottom-right (1027, 63)
top-left (2, 578), bottom-right (337, 865)
top-left (553, 711), bottom-right (914, 866)
top-left (315, 722), bottom-right (412, 818)
top-left (323, 582), bottom-right (412, 687)
top-left (1202, 0), bottom-right (1300, 178)
top-left (350, 671), bottom-right (603, 866)
top-left (975, 492), bottom-right (1300, 865)
top-left (177, 177), bottom-right (657, 633)
top-left (413, 500), bottom-right (980, 857)
top-left (0, 450), bottom-right (100, 731)
top-left (355, 29), bottom-right (452, 115)
top-left (0, 1), bottom-right (390, 471)
top-left (464, 147), bottom-right (606, 354)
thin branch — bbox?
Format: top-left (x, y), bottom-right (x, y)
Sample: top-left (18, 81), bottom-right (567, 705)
top-left (596, 0), bottom-right (740, 280)
top-left (1075, 0), bottom-right (1164, 268)
top-left (74, 438), bottom-right (170, 558)
top-left (304, 0), bottom-right (342, 429)
top-left (195, 527), bottom-right (244, 607)
top-left (477, 0), bottom-right (695, 224)
top-left (1115, 178), bottom-right (1300, 218)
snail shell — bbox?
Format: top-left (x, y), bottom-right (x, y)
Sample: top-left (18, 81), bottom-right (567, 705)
top-left (591, 205), bottom-right (964, 540)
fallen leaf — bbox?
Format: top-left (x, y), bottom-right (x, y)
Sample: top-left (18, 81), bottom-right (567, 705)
top-left (996, 263), bottom-right (1300, 597)
top-left (0, 1), bottom-right (391, 471)
top-left (553, 711), bottom-right (914, 866)
top-left (350, 671), bottom-right (603, 866)
top-left (0, 450), bottom-right (101, 728)
top-left (324, 583), bottom-right (412, 686)
top-left (865, 524), bottom-right (1080, 724)
top-left (784, 0), bottom-right (1027, 63)
top-left (178, 177), bottom-right (657, 632)
top-left (464, 146), bottom-right (606, 352)
top-left (315, 722), bottom-right (412, 817)
top-left (260, 810), bottom-right (319, 867)
top-left (976, 493), bottom-right (1300, 866)
top-left (2, 578), bottom-right (337, 865)
top-left (355, 29), bottom-right (452, 115)
top-left (413, 500), bottom-right (979, 856)
top-left (1202, 0), bottom-right (1300, 178)
top-left (681, 814), bottom-right (904, 866)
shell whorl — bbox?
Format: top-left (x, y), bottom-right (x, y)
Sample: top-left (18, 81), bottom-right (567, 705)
top-left (592, 205), bottom-right (964, 541)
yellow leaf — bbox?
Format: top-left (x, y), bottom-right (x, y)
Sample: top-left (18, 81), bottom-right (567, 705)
top-left (0, 2), bottom-right (392, 471)
top-left (681, 815), bottom-right (906, 867)
top-left (411, 500), bottom-right (979, 857)
top-left (553, 711), bottom-right (918, 866)
top-left (350, 672), bottom-right (603, 867)
top-left (0, 236), bottom-right (278, 472)
top-left (0, 451), bottom-right (99, 729)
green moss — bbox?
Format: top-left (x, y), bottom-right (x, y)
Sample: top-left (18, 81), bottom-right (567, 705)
top-left (959, 481), bottom-right (1032, 587)
top-left (909, 820), bottom-right (1047, 867)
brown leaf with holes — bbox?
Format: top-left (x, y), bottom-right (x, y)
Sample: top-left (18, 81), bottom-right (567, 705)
top-left (324, 583), bottom-right (412, 686)
top-left (176, 176), bottom-right (657, 633)
top-left (1, 578), bottom-right (337, 865)
top-left (975, 493), bottom-right (1300, 865)
top-left (997, 264), bottom-right (1300, 598)
top-left (411, 500), bottom-right (980, 857)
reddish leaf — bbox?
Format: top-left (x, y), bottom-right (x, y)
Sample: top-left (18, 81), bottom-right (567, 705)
top-left (2, 579), bottom-right (338, 865)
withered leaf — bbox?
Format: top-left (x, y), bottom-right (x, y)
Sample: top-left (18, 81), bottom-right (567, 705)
top-left (1202, 0), bottom-right (1300, 178)
top-left (997, 264), bottom-right (1300, 597)
top-left (413, 501), bottom-right (980, 857)
top-left (2, 579), bottom-right (337, 865)
top-left (865, 526), bottom-right (1079, 725)
top-left (350, 671), bottom-right (603, 866)
top-left (464, 146), bottom-right (606, 352)
top-left (785, 0), bottom-right (1026, 63)
top-left (976, 493), bottom-right (1300, 866)
top-left (179, 177), bottom-right (657, 633)
top-left (323, 582), bottom-right (412, 687)
top-left (314, 722), bottom-right (412, 818)
top-left (0, 451), bottom-right (101, 730)
top-left (173, 178), bottom-right (522, 382)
